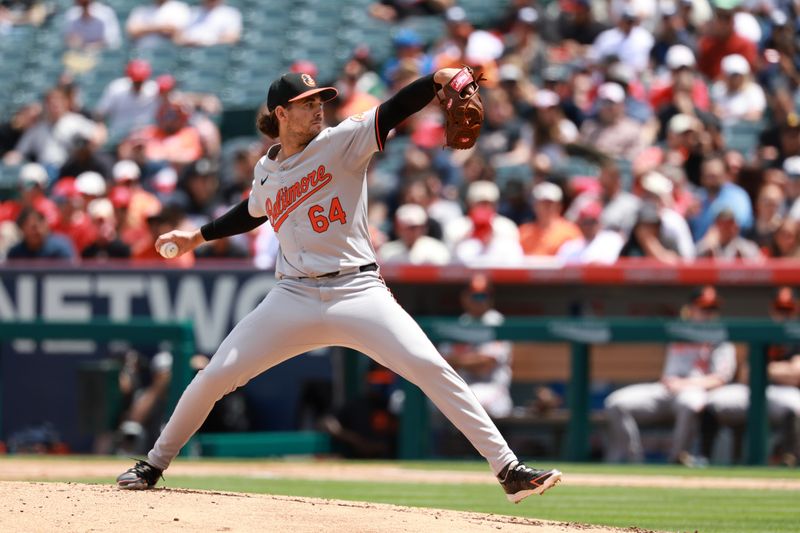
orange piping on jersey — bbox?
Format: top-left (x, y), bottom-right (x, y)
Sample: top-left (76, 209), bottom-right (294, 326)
top-left (374, 108), bottom-right (384, 152)
top-left (265, 165), bottom-right (333, 231)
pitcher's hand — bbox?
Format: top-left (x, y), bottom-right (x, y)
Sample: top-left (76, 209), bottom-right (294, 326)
top-left (154, 229), bottom-right (205, 258)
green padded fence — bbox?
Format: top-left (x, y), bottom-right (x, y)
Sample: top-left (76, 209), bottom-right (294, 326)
top-left (194, 431), bottom-right (330, 458)
top-left (404, 317), bottom-right (796, 465)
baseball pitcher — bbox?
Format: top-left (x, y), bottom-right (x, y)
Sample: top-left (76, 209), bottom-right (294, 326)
top-left (116, 68), bottom-right (561, 503)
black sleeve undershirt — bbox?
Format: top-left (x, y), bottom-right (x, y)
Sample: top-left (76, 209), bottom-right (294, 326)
top-left (376, 74), bottom-right (436, 148)
top-left (200, 199), bottom-right (267, 241)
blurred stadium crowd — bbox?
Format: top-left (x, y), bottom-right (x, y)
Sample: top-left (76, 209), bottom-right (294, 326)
top-left (2, 0), bottom-right (800, 266)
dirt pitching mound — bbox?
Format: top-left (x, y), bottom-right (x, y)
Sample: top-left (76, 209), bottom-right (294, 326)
top-left (0, 481), bottom-right (646, 533)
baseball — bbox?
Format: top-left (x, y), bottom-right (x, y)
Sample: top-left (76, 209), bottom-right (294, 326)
top-left (159, 242), bottom-right (179, 259)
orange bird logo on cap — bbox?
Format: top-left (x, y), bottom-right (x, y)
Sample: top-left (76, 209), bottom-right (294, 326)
top-left (301, 74), bottom-right (316, 87)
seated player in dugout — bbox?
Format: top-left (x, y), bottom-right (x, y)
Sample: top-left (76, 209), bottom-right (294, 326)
top-left (604, 286), bottom-right (737, 465)
top-left (439, 274), bottom-right (513, 419)
top-left (703, 286), bottom-right (800, 466)
top-left (116, 67), bottom-right (562, 502)
top-left (115, 348), bottom-right (173, 456)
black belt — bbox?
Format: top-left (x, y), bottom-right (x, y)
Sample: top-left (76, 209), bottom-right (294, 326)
top-left (300, 262), bottom-right (378, 280)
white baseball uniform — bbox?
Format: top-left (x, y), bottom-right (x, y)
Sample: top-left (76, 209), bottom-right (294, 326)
top-left (146, 107), bottom-right (517, 475)
top-left (604, 341), bottom-right (737, 462)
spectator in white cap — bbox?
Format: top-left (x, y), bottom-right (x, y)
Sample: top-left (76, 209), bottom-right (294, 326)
top-left (663, 113), bottom-right (710, 186)
top-left (113, 159), bottom-right (161, 232)
top-left (378, 204), bottom-right (451, 265)
top-left (639, 171), bottom-right (695, 260)
top-left (590, 5), bottom-right (654, 73)
top-left (519, 182), bottom-right (581, 256)
top-left (651, 45), bottom-right (710, 118)
top-left (531, 89), bottom-right (578, 164)
top-left (444, 180), bottom-right (519, 249)
top-left (710, 53), bottom-right (766, 125)
top-left (696, 208), bottom-right (763, 261)
top-left (19, 162), bottom-right (49, 189)
top-left (603, 60), bottom-right (652, 124)
top-left (6, 163), bottom-right (60, 227)
top-left (82, 197), bottom-right (131, 259)
top-left (579, 82), bottom-right (647, 161)
top-left (75, 170), bottom-right (107, 199)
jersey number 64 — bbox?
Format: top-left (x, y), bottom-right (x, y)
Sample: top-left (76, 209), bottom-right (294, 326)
top-left (308, 196), bottom-right (347, 233)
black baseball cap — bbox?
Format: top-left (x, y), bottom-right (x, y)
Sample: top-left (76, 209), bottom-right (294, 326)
top-left (689, 286), bottom-right (721, 310)
top-left (267, 72), bottom-right (337, 112)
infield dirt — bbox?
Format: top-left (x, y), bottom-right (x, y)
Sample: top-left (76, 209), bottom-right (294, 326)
top-left (3, 458), bottom-right (798, 532)
top-left (0, 481), bottom-right (645, 533)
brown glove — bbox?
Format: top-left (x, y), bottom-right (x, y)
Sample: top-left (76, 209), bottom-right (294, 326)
top-left (436, 66), bottom-right (485, 150)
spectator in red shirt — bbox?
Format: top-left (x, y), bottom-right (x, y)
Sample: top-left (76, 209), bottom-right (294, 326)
top-left (50, 173), bottom-right (102, 253)
top-left (650, 45), bottom-right (710, 114)
top-left (696, 5), bottom-right (757, 81)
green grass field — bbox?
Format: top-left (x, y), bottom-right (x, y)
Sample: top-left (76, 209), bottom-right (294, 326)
top-left (40, 459), bottom-right (799, 533)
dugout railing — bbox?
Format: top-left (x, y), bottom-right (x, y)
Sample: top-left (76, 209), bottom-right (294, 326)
top-left (0, 320), bottom-right (196, 440)
top-left (406, 317), bottom-right (797, 465)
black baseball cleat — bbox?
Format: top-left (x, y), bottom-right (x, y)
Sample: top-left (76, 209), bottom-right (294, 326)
top-left (498, 461), bottom-right (562, 503)
top-left (116, 460), bottom-right (163, 490)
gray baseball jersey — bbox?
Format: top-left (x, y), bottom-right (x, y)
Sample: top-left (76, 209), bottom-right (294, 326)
top-left (662, 342), bottom-right (736, 382)
top-left (248, 108), bottom-right (379, 278)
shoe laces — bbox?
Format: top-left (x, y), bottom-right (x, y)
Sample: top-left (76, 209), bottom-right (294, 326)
top-left (501, 461), bottom-right (536, 482)
top-left (129, 459), bottom-right (163, 481)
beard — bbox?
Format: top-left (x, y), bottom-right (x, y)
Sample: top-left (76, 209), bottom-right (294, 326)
top-left (290, 122), bottom-right (322, 146)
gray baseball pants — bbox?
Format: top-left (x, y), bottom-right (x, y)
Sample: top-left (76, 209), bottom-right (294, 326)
top-left (146, 271), bottom-right (516, 475)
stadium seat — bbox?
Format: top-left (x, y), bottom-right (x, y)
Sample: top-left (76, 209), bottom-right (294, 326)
top-left (0, 164), bottom-right (21, 200)
top-left (554, 156), bottom-right (601, 180)
top-left (494, 164), bottom-right (533, 189)
top-left (458, 0), bottom-right (512, 27)
top-left (400, 16), bottom-right (446, 48)
top-left (722, 120), bottom-right (766, 158)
